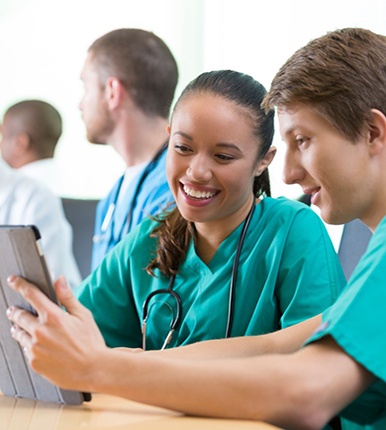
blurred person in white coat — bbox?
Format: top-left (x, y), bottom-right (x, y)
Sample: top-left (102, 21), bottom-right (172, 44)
top-left (0, 158), bottom-right (81, 288)
top-left (0, 100), bottom-right (68, 196)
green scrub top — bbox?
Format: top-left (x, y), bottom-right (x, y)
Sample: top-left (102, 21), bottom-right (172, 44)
top-left (306, 216), bottom-right (386, 429)
top-left (76, 197), bottom-right (345, 350)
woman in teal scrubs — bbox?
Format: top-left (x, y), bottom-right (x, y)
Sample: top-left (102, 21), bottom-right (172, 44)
top-left (74, 70), bottom-right (345, 350)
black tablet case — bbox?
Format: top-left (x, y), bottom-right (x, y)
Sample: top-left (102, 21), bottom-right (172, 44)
top-left (0, 225), bottom-right (89, 405)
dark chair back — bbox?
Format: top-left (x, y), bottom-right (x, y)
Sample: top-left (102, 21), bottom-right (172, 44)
top-left (61, 198), bottom-right (99, 280)
top-left (338, 219), bottom-right (372, 281)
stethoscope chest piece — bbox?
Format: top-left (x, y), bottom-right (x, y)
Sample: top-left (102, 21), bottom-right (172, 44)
top-left (142, 274), bottom-right (181, 350)
top-left (141, 197), bottom-right (255, 350)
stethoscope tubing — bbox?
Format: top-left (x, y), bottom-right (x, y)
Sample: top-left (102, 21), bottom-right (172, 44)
top-left (225, 199), bottom-right (256, 338)
top-left (141, 197), bottom-right (256, 350)
top-left (95, 142), bottom-right (168, 243)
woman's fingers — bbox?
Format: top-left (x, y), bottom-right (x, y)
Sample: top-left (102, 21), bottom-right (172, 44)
top-left (7, 275), bottom-right (57, 318)
top-left (10, 324), bottom-right (33, 350)
top-left (6, 306), bottom-right (38, 333)
top-left (54, 275), bottom-right (85, 317)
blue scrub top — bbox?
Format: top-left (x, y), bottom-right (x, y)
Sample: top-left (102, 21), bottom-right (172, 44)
top-left (77, 197), bottom-right (346, 350)
top-left (91, 149), bottom-right (174, 271)
top-left (306, 215), bottom-right (386, 429)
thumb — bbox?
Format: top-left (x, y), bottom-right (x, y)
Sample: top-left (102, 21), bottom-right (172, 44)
top-left (55, 275), bottom-right (84, 317)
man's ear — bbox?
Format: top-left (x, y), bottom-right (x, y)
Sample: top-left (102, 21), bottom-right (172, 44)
top-left (254, 146), bottom-right (277, 176)
top-left (366, 109), bottom-right (386, 156)
top-left (14, 132), bottom-right (30, 154)
top-left (105, 77), bottom-right (124, 110)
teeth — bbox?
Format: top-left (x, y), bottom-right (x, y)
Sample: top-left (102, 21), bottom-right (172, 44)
top-left (183, 185), bottom-right (216, 199)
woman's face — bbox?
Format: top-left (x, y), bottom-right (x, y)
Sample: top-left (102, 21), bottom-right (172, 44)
top-left (166, 93), bottom-right (274, 227)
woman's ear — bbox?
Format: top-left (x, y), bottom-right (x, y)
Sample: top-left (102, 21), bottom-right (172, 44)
top-left (254, 146), bottom-right (277, 176)
top-left (167, 125), bottom-right (171, 135)
top-left (366, 109), bottom-right (386, 157)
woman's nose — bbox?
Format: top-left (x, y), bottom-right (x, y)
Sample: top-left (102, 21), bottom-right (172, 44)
top-left (187, 156), bottom-right (213, 182)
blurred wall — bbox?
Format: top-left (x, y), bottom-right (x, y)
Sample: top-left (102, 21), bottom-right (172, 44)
top-left (0, 0), bottom-right (385, 199)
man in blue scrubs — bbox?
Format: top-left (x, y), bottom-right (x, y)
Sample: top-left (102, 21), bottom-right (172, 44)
top-left (79, 29), bottom-right (178, 271)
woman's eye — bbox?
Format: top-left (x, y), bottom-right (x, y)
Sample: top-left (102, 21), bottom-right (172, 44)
top-left (216, 154), bottom-right (235, 162)
top-left (174, 144), bottom-right (192, 153)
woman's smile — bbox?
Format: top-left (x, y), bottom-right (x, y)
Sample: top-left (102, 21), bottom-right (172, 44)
top-left (180, 182), bottom-right (220, 206)
top-left (167, 93), bottom-right (260, 227)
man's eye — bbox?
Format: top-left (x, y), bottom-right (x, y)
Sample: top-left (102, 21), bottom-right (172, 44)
top-left (295, 137), bottom-right (309, 148)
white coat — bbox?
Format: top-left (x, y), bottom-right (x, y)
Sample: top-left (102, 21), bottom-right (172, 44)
top-left (0, 159), bottom-right (81, 288)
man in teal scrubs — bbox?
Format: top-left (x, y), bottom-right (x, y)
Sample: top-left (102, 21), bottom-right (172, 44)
top-left (7, 27), bottom-right (386, 430)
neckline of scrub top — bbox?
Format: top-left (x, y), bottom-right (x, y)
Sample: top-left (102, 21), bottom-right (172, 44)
top-left (184, 199), bottom-right (265, 275)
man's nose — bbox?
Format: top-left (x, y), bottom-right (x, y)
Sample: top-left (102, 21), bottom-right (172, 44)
top-left (282, 150), bottom-right (304, 185)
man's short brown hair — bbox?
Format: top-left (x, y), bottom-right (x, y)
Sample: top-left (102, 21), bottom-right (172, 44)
top-left (263, 28), bottom-right (386, 141)
top-left (89, 28), bottom-right (178, 119)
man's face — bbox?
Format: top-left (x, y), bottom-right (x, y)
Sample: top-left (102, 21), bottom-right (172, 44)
top-left (79, 54), bottom-right (114, 145)
top-left (278, 104), bottom-right (373, 225)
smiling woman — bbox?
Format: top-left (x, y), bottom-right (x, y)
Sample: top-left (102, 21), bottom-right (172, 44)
top-left (73, 70), bottom-right (346, 351)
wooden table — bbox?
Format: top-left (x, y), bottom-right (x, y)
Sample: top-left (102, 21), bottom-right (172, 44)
top-left (0, 393), bottom-right (280, 429)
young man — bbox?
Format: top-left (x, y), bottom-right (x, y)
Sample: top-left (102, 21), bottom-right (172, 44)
top-left (7, 28), bottom-right (386, 430)
top-left (79, 29), bottom-right (178, 270)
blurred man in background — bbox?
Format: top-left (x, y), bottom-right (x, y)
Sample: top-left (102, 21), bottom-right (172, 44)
top-left (79, 29), bottom-right (178, 271)
top-left (0, 100), bottom-right (63, 194)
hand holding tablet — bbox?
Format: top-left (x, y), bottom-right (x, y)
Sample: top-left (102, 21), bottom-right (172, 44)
top-left (0, 225), bottom-right (92, 404)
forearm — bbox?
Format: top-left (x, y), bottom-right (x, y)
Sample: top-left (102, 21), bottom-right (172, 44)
top-left (151, 314), bottom-right (321, 360)
top-left (89, 348), bottom-right (303, 426)
top-left (87, 336), bottom-right (374, 430)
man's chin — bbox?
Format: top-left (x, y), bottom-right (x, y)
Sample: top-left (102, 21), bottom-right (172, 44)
top-left (87, 135), bottom-right (106, 145)
top-left (320, 209), bottom-right (354, 226)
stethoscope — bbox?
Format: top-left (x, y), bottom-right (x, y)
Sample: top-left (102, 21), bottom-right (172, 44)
top-left (141, 197), bottom-right (256, 350)
top-left (93, 142), bottom-right (168, 244)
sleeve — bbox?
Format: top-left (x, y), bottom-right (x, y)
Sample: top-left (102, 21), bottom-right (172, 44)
top-left (90, 198), bottom-right (107, 272)
top-left (276, 207), bottom-right (346, 328)
top-left (303, 227), bottom-right (386, 425)
top-left (131, 154), bottom-right (174, 227)
top-left (143, 180), bottom-right (174, 217)
top-left (75, 228), bottom-right (143, 348)
top-left (22, 186), bottom-right (82, 289)
top-left (90, 179), bottom-right (122, 272)
top-left (306, 228), bottom-right (386, 382)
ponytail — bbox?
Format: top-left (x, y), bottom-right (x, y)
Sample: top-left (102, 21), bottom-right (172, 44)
top-left (254, 169), bottom-right (271, 198)
top-left (146, 208), bottom-right (195, 278)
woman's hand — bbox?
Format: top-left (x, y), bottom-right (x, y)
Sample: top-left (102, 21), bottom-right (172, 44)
top-left (6, 275), bottom-right (107, 392)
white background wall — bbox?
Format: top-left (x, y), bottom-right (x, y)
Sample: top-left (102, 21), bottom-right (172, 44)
top-left (0, 0), bottom-right (385, 199)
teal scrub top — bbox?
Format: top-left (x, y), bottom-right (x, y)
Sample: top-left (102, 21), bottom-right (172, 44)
top-left (306, 215), bottom-right (386, 429)
top-left (76, 197), bottom-right (345, 350)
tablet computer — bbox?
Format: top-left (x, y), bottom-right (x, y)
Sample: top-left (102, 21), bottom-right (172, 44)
top-left (0, 225), bottom-right (91, 405)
